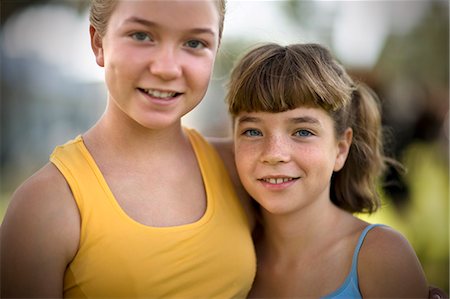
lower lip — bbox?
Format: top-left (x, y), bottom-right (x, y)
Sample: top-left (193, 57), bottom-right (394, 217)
top-left (259, 179), bottom-right (298, 190)
top-left (139, 89), bottom-right (180, 106)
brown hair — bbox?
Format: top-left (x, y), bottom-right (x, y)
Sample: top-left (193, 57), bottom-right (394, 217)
top-left (89, 0), bottom-right (226, 41)
top-left (227, 43), bottom-right (390, 213)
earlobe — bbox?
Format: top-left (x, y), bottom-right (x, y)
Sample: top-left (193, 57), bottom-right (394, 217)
top-left (334, 128), bottom-right (353, 172)
top-left (90, 25), bottom-right (104, 67)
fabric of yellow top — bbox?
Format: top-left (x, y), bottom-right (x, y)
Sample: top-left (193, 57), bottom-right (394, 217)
top-left (50, 127), bottom-right (256, 298)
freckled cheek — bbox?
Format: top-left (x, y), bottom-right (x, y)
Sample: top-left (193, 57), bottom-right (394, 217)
top-left (235, 159), bottom-right (256, 196)
top-left (234, 144), bottom-right (255, 175)
top-left (300, 148), bottom-right (336, 173)
top-left (235, 142), bottom-right (260, 159)
top-left (301, 147), bottom-right (320, 157)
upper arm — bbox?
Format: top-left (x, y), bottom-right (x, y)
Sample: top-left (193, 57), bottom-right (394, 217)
top-left (0, 163), bottom-right (80, 298)
top-left (358, 226), bottom-right (429, 298)
top-left (208, 137), bottom-right (256, 229)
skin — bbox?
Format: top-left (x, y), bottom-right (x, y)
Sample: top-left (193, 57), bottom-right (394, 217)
top-left (0, 1), bottom-right (251, 297)
top-left (234, 107), bottom-right (428, 298)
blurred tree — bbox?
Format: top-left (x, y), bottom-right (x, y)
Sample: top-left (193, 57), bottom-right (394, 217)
top-left (376, 1), bottom-right (448, 88)
top-left (375, 0), bottom-right (448, 204)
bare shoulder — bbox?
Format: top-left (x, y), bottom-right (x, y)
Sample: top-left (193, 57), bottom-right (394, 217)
top-left (358, 225), bottom-right (428, 298)
top-left (1, 163), bottom-right (80, 297)
top-left (208, 137), bottom-right (255, 228)
top-left (4, 162), bottom-right (80, 229)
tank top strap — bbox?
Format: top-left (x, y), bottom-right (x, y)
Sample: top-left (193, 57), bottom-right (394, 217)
top-left (322, 223), bottom-right (386, 298)
top-left (350, 223), bottom-right (386, 275)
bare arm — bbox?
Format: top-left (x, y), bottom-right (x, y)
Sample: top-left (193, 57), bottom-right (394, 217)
top-left (208, 137), bottom-right (256, 229)
top-left (358, 226), bottom-right (429, 298)
top-left (0, 163), bottom-right (80, 298)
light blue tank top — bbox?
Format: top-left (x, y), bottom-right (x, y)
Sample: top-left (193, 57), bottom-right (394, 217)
top-left (322, 224), bottom-right (384, 299)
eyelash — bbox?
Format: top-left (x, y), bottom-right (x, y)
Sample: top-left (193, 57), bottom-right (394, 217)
top-left (184, 40), bottom-right (207, 49)
top-left (130, 32), bottom-right (153, 42)
top-left (241, 128), bottom-right (314, 139)
top-left (294, 129), bottom-right (314, 137)
top-left (242, 129), bottom-right (262, 137)
top-left (130, 32), bottom-right (207, 50)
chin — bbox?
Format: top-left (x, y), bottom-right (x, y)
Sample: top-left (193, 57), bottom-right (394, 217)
top-left (262, 207), bottom-right (292, 216)
top-left (256, 200), bottom-right (293, 216)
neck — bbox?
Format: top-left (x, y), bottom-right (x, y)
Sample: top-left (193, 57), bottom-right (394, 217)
top-left (258, 198), bottom-right (345, 259)
top-left (83, 103), bottom-right (189, 163)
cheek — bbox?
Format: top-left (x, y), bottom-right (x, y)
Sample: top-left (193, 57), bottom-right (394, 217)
top-left (185, 55), bottom-right (215, 92)
top-left (234, 147), bottom-right (248, 174)
top-left (234, 143), bottom-right (254, 178)
top-left (303, 147), bottom-right (338, 174)
top-left (105, 48), bottom-right (140, 83)
top-left (104, 62), bottom-right (135, 100)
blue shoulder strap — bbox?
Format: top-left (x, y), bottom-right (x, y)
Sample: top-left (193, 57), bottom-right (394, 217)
top-left (322, 223), bottom-right (385, 299)
top-left (350, 224), bottom-right (385, 281)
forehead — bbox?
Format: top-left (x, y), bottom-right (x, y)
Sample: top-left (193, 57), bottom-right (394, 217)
top-left (110, 0), bottom-right (220, 33)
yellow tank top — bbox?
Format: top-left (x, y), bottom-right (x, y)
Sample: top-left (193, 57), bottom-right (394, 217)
top-left (50, 128), bottom-right (256, 298)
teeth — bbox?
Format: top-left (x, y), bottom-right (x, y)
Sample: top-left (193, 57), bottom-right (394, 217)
top-left (263, 178), bottom-right (294, 184)
top-left (144, 89), bottom-right (177, 99)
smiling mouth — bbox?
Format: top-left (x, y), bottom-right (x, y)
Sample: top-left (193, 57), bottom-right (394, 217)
top-left (139, 88), bottom-right (182, 99)
top-left (259, 177), bottom-right (299, 185)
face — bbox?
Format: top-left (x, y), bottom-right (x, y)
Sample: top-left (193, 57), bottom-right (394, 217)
top-left (234, 107), bottom-right (352, 215)
top-left (91, 0), bottom-right (220, 129)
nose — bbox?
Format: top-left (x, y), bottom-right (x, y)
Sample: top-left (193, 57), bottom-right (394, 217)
top-left (149, 46), bottom-right (182, 81)
top-left (260, 135), bottom-right (291, 165)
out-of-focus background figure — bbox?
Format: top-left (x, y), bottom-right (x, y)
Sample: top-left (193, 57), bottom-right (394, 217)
top-left (1, 0), bottom-right (448, 293)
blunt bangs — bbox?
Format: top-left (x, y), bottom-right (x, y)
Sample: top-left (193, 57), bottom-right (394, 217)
top-left (227, 44), bottom-right (354, 117)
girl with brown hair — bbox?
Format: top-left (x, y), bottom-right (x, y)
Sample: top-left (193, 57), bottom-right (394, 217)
top-left (227, 43), bottom-right (428, 298)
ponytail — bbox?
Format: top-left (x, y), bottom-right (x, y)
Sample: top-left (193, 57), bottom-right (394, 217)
top-left (331, 83), bottom-right (387, 213)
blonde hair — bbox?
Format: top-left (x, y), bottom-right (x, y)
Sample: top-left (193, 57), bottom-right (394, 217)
top-left (89, 0), bottom-right (226, 40)
top-left (227, 43), bottom-right (390, 213)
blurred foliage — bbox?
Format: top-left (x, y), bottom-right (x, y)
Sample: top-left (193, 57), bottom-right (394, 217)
top-left (376, 1), bottom-right (448, 88)
top-left (360, 141), bottom-right (449, 293)
top-left (361, 1), bottom-right (449, 292)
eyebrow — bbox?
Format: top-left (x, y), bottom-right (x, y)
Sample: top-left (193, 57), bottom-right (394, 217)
top-left (289, 116), bottom-right (321, 126)
top-left (123, 17), bottom-right (216, 36)
top-left (236, 116), bottom-right (261, 125)
top-left (237, 115), bottom-right (321, 126)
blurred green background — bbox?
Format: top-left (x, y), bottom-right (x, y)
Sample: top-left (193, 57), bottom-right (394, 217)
top-left (1, 0), bottom-right (448, 293)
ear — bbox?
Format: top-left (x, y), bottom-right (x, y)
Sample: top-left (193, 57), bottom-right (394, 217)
top-left (333, 128), bottom-right (352, 172)
top-left (90, 25), bottom-right (105, 67)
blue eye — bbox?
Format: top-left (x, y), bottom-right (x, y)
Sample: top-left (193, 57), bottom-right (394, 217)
top-left (185, 40), bottom-right (205, 49)
top-left (295, 129), bottom-right (313, 137)
top-left (243, 129), bottom-right (262, 137)
top-left (131, 32), bottom-right (151, 42)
